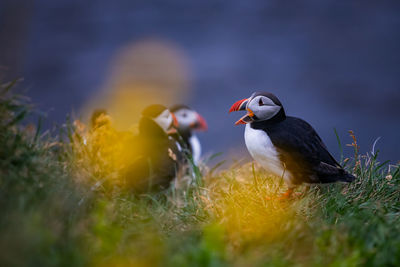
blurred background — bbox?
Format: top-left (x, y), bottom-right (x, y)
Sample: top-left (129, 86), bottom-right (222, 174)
top-left (1, 0), bottom-right (399, 162)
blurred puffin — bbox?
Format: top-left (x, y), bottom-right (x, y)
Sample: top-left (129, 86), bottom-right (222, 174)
top-left (122, 104), bottom-right (182, 193)
top-left (230, 92), bottom-right (355, 198)
top-left (90, 109), bottom-right (109, 130)
top-left (170, 105), bottom-right (207, 164)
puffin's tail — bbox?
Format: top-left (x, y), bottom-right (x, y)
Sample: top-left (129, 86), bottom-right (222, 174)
top-left (316, 162), bottom-right (356, 183)
top-left (337, 169), bottom-right (356, 182)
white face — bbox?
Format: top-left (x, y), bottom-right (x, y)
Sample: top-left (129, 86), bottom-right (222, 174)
top-left (247, 95), bottom-right (281, 121)
top-left (173, 108), bottom-right (198, 131)
top-left (154, 109), bottom-right (173, 132)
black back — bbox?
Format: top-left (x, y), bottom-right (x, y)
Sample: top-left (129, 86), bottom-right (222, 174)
top-left (122, 116), bottom-right (181, 193)
top-left (251, 116), bottom-right (354, 184)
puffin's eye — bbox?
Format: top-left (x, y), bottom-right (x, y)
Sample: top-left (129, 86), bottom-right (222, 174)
top-left (182, 113), bottom-right (187, 117)
top-left (258, 99), bottom-right (264, 106)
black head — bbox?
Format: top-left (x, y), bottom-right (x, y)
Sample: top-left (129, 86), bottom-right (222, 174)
top-left (142, 104), bottom-right (168, 118)
top-left (140, 104), bottom-right (177, 134)
top-left (169, 104), bottom-right (191, 113)
top-left (90, 109), bottom-right (110, 129)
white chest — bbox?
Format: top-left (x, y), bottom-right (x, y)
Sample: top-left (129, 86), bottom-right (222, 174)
top-left (244, 124), bottom-right (292, 183)
top-left (189, 135), bottom-right (201, 164)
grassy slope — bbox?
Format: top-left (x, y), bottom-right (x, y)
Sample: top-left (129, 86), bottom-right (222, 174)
top-left (0, 81), bottom-right (399, 267)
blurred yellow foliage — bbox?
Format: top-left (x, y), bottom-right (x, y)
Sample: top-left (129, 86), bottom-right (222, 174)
top-left (204, 163), bottom-right (313, 256)
top-left (71, 114), bottom-right (141, 189)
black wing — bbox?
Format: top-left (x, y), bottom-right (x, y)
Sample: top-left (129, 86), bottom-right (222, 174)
top-left (263, 117), bottom-right (353, 184)
top-left (121, 135), bottom-right (179, 193)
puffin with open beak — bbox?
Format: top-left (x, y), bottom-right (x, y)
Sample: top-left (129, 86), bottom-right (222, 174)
top-left (122, 104), bottom-right (182, 193)
top-left (230, 92), bottom-right (355, 198)
top-left (170, 105), bottom-right (208, 164)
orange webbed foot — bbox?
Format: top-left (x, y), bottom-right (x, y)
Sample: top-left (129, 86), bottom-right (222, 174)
top-left (266, 188), bottom-right (294, 201)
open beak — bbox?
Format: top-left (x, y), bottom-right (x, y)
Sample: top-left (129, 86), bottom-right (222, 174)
top-left (229, 98), bottom-right (254, 125)
top-left (190, 113), bottom-right (208, 131)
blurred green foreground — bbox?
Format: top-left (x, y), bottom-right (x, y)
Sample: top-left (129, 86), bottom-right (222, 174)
top-left (1, 81), bottom-right (400, 267)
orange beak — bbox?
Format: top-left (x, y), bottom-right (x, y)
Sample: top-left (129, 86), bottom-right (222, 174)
top-left (190, 113), bottom-right (208, 131)
top-left (171, 113), bottom-right (178, 128)
top-left (167, 113), bottom-right (178, 134)
top-left (229, 98), bottom-right (254, 125)
top-left (229, 98), bottom-right (249, 113)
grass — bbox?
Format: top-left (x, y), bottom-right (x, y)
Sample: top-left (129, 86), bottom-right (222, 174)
top-left (1, 80), bottom-right (399, 267)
